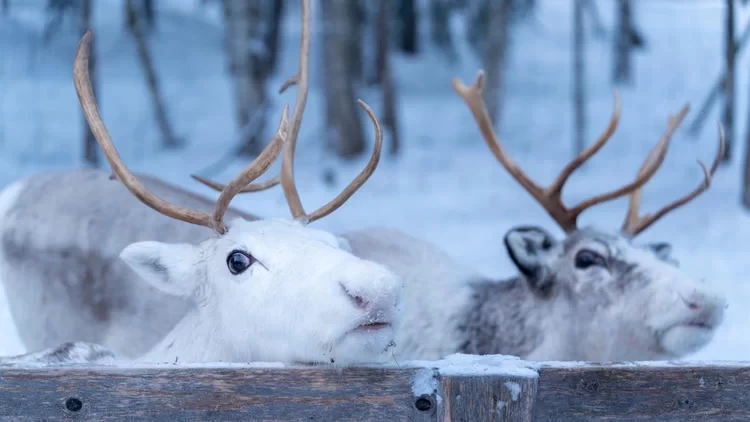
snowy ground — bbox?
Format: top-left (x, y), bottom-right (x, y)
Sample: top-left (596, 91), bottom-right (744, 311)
top-left (0, 1), bottom-right (748, 361)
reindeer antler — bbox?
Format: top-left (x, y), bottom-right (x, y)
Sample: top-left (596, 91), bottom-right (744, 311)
top-left (621, 121), bottom-right (725, 236)
top-left (192, 0), bottom-right (384, 224)
top-left (73, 30), bottom-right (287, 235)
top-left (453, 70), bottom-right (672, 233)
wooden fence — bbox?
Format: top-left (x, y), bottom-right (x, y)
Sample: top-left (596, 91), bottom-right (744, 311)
top-left (0, 354), bottom-right (747, 421)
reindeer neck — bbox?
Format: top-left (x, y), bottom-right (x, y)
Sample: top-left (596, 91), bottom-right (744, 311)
top-left (457, 277), bottom-right (549, 357)
top-left (139, 310), bottom-right (224, 363)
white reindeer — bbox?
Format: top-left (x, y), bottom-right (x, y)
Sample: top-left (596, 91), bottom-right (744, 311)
top-left (1, 2), bottom-right (403, 365)
top-left (0, 43), bottom-right (727, 362)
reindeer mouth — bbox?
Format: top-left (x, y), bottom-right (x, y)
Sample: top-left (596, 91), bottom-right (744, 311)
top-left (682, 321), bottom-right (713, 330)
top-left (355, 322), bottom-right (391, 332)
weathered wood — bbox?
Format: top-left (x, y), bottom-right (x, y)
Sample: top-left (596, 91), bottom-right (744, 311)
top-left (0, 365), bottom-right (436, 421)
top-left (534, 363), bottom-right (750, 421)
top-left (3, 359), bottom-right (750, 420)
top-left (440, 375), bottom-right (537, 422)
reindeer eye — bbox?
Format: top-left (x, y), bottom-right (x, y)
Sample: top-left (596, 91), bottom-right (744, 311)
top-left (226, 250), bottom-right (255, 275)
top-left (574, 249), bottom-right (605, 269)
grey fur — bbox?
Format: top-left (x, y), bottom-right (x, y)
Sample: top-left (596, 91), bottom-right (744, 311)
top-left (458, 277), bottom-right (543, 357)
top-left (0, 341), bottom-right (115, 365)
top-left (0, 168), bottom-right (256, 358)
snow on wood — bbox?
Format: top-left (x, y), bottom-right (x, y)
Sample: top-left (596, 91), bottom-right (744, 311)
top-left (1, 354), bottom-right (749, 419)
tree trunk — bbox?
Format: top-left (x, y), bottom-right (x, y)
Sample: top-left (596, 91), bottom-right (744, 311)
top-left (689, 19), bottom-right (750, 137)
top-left (395, 0), bottom-right (418, 55)
top-left (321, 0), bottom-right (365, 158)
top-left (723, 0), bottom-right (735, 162)
top-left (222, 0), bottom-right (269, 157)
top-left (583, 0), bottom-right (605, 38)
top-left (431, 0), bottom-right (458, 62)
top-left (143, 0), bottom-right (155, 29)
top-left (482, 0), bottom-right (512, 127)
top-left (612, 0), bottom-right (632, 84)
top-left (377, 0), bottom-right (400, 156)
top-left (573, 0), bottom-right (586, 156)
top-left (81, 0), bottom-right (99, 167)
top-left (348, 0), bottom-right (366, 83)
top-left (263, 0), bottom-right (285, 77)
top-left (126, 0), bottom-right (180, 148)
top-left (125, 0), bottom-right (156, 32)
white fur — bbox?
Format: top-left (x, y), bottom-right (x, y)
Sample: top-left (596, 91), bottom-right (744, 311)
top-left (128, 217), bottom-right (403, 364)
top-left (342, 228), bottom-right (478, 360)
top-left (0, 180), bottom-right (30, 356)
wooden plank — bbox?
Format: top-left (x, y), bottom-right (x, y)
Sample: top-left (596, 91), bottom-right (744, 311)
top-left (534, 363), bottom-right (750, 421)
top-left (0, 365), bottom-right (438, 421)
top-left (440, 374), bottom-right (537, 422)
top-left (433, 354), bottom-right (540, 422)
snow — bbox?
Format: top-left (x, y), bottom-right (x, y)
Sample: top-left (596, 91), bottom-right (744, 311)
top-left (410, 368), bottom-right (439, 401)
top-left (504, 381), bottom-right (521, 401)
top-left (403, 354), bottom-right (540, 378)
top-left (0, 0), bottom-right (749, 363)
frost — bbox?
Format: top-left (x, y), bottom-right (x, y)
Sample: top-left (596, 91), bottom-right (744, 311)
top-left (404, 354), bottom-right (539, 378)
top-left (496, 400), bottom-right (506, 413)
top-left (411, 368), bottom-right (441, 405)
top-left (504, 381), bottom-right (521, 401)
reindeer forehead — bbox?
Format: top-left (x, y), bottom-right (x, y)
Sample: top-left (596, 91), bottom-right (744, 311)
top-left (223, 218), bottom-right (341, 248)
top-left (562, 228), bottom-right (622, 252)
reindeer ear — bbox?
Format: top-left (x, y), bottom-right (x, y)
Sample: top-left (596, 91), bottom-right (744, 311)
top-left (646, 242), bottom-right (671, 259)
top-left (504, 226), bottom-right (558, 296)
top-left (645, 242), bottom-right (678, 266)
top-left (335, 235), bottom-right (353, 253)
top-left (120, 241), bottom-right (200, 298)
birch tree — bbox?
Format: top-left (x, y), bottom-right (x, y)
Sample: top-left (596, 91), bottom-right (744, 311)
top-left (81, 0), bottom-right (98, 166)
top-left (482, 0), bottom-right (513, 127)
top-left (222, 0), bottom-right (271, 156)
top-left (612, 0), bottom-right (632, 84)
top-left (126, 0), bottom-right (180, 148)
top-left (724, 0), bottom-right (735, 162)
top-left (320, 0), bottom-right (365, 158)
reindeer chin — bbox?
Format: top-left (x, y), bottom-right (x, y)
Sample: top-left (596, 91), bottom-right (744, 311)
top-left (659, 325), bottom-right (715, 357)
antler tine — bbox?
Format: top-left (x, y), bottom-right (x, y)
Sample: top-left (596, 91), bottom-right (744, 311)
top-left (452, 71), bottom-right (548, 213)
top-left (73, 30), bottom-right (214, 230)
top-left (622, 120), bottom-right (725, 236)
top-left (191, 175), bottom-right (280, 193)
top-left (622, 109), bottom-right (684, 231)
top-left (454, 69), bottom-right (681, 233)
top-left (190, 101), bottom-right (383, 224)
top-left (279, 0), bottom-right (312, 220)
top-left (210, 106), bottom-right (289, 233)
top-left (564, 105), bottom-right (687, 224)
top-left (304, 100), bottom-right (383, 223)
top-left (548, 90), bottom-right (621, 196)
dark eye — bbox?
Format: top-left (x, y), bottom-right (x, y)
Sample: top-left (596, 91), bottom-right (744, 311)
top-left (226, 250), bottom-right (255, 275)
top-left (574, 249), bottom-right (606, 269)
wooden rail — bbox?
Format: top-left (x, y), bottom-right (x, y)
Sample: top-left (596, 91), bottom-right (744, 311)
top-left (0, 355), bottom-right (747, 421)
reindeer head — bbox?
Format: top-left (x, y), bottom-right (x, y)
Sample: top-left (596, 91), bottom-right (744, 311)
top-left (455, 71), bottom-right (727, 360)
top-left (72, 3), bottom-right (402, 365)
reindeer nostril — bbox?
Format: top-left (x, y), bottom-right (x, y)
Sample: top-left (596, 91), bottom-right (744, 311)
top-left (340, 282), bottom-right (370, 310)
top-left (680, 294), bottom-right (704, 312)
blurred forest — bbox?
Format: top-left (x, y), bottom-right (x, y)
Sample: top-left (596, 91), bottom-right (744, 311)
top-left (2, 0), bottom-right (750, 206)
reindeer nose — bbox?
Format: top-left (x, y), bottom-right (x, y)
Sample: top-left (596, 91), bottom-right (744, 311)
top-left (340, 282), bottom-right (371, 311)
top-left (681, 291), bottom-right (710, 313)
top-left (681, 290), bottom-right (727, 323)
